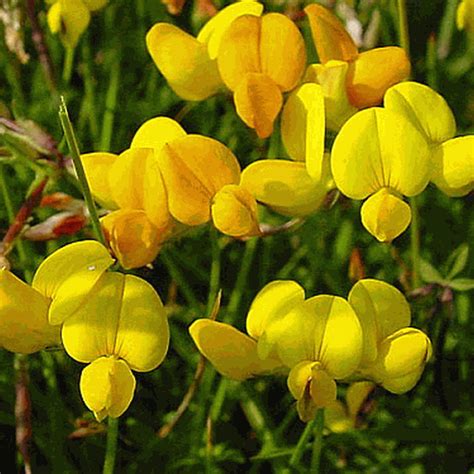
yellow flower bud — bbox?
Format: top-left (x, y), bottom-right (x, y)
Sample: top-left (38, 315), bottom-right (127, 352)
top-left (211, 184), bottom-right (260, 237)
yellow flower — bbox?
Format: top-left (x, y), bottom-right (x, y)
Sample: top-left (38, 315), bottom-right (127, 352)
top-left (0, 269), bottom-right (60, 354)
top-left (241, 83), bottom-right (334, 217)
top-left (61, 272), bottom-right (169, 420)
top-left (384, 81), bottom-right (474, 197)
top-left (304, 4), bottom-right (410, 130)
top-left (331, 107), bottom-right (431, 241)
top-left (457, 0), bottom-right (474, 32)
top-left (348, 279), bottom-right (432, 394)
top-left (146, 1), bottom-right (264, 100)
top-left (47, 0), bottom-right (108, 48)
top-left (217, 12), bottom-right (306, 137)
top-left (324, 381), bottom-right (375, 433)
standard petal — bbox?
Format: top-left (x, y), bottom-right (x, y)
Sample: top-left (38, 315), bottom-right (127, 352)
top-left (197, 0), bottom-right (264, 59)
top-left (217, 15), bottom-right (261, 91)
top-left (80, 152), bottom-right (118, 209)
top-left (369, 327), bottom-right (432, 394)
top-left (189, 319), bottom-right (282, 380)
top-left (304, 61), bottom-right (357, 131)
top-left (233, 73), bottom-right (283, 138)
top-left (384, 81), bottom-right (456, 144)
top-left (0, 270), bottom-right (60, 354)
top-left (32, 240), bottom-right (114, 300)
top-left (246, 280), bottom-right (305, 341)
top-left (331, 108), bottom-right (431, 198)
top-left (101, 210), bottom-right (163, 269)
top-left (304, 4), bottom-right (358, 63)
top-left (360, 188), bottom-right (412, 242)
top-left (61, 272), bottom-right (124, 362)
top-left (80, 357), bottom-right (136, 421)
top-left (113, 275), bottom-right (169, 372)
top-left (240, 159), bottom-right (332, 217)
top-left (346, 47), bottom-right (411, 108)
top-left (348, 279), bottom-right (411, 366)
top-left (431, 136), bottom-right (474, 197)
top-left (211, 184), bottom-right (260, 237)
top-left (259, 13), bottom-right (306, 91)
top-left (158, 135), bottom-right (241, 226)
top-left (281, 83), bottom-right (325, 182)
top-left (130, 116), bottom-right (186, 151)
top-left (146, 23), bottom-right (222, 100)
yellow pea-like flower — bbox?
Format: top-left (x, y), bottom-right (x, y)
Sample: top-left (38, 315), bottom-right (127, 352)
top-left (457, 0), bottom-right (474, 32)
top-left (348, 279), bottom-right (431, 394)
top-left (304, 4), bottom-right (410, 130)
top-left (331, 107), bottom-right (431, 241)
top-left (146, 1), bottom-right (264, 101)
top-left (217, 12), bottom-right (306, 138)
top-left (62, 272), bottom-right (169, 420)
top-left (0, 270), bottom-right (60, 354)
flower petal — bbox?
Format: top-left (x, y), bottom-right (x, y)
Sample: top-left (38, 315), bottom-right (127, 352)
top-left (101, 210), bottom-right (163, 269)
top-left (0, 270), bottom-right (60, 353)
top-left (80, 357), bottom-right (136, 421)
top-left (310, 366), bottom-right (337, 408)
top-left (158, 135), bottom-right (240, 225)
top-left (259, 13), bottom-right (306, 91)
top-left (348, 278), bottom-right (411, 366)
top-left (217, 14), bottom-right (261, 91)
top-left (304, 4), bottom-right (358, 63)
top-left (287, 360), bottom-right (313, 400)
top-left (80, 152), bottom-right (118, 209)
top-left (189, 319), bottom-right (282, 380)
top-left (360, 188), bottom-right (412, 242)
top-left (281, 83), bottom-right (325, 183)
top-left (211, 184), bottom-right (260, 237)
top-left (240, 159), bottom-right (332, 217)
top-left (384, 81), bottom-right (456, 144)
top-left (130, 116), bottom-right (186, 151)
top-left (47, 0), bottom-right (90, 48)
top-left (346, 47), bottom-right (410, 108)
top-left (197, 0), bottom-right (264, 59)
top-left (61, 272), bottom-right (124, 362)
top-left (146, 23), bottom-right (222, 100)
top-left (233, 73), bottom-right (283, 138)
top-left (331, 108), bottom-right (431, 198)
top-left (431, 136), bottom-right (474, 197)
top-left (346, 381), bottom-right (375, 420)
top-left (113, 275), bottom-right (169, 372)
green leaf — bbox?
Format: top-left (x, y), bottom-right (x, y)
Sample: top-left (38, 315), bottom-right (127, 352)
top-left (446, 244), bottom-right (469, 280)
top-left (449, 278), bottom-right (474, 292)
top-left (419, 258), bottom-right (444, 284)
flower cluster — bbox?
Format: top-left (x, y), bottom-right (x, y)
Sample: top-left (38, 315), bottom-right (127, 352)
top-left (190, 279), bottom-right (431, 422)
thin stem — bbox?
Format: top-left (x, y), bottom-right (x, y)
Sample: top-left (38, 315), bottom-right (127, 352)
top-left (103, 417), bottom-right (119, 474)
top-left (63, 47), bottom-right (75, 85)
top-left (410, 197), bottom-right (421, 290)
top-left (58, 97), bottom-right (107, 246)
top-left (397, 0), bottom-right (411, 62)
top-left (437, 0), bottom-right (459, 59)
top-left (206, 227), bottom-right (221, 315)
top-left (288, 416), bottom-right (317, 468)
top-left (100, 55), bottom-right (121, 151)
top-left (310, 409), bottom-right (325, 473)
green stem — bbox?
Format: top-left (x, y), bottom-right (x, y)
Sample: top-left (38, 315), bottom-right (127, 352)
top-left (103, 417), bottom-right (119, 474)
top-left (288, 416), bottom-right (318, 468)
top-left (410, 196), bottom-right (421, 289)
top-left (206, 227), bottom-right (221, 316)
top-left (310, 409), bottom-right (325, 473)
top-left (100, 55), bottom-right (121, 151)
top-left (62, 47), bottom-right (75, 85)
top-left (437, 0), bottom-right (459, 59)
top-left (58, 97), bottom-right (107, 246)
top-left (397, 0), bottom-right (411, 62)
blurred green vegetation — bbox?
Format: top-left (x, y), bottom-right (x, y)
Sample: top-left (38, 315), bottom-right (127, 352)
top-left (0, 0), bottom-right (473, 472)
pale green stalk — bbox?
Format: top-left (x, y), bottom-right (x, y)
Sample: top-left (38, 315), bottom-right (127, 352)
top-left (103, 418), bottom-right (119, 474)
top-left (311, 408), bottom-right (325, 473)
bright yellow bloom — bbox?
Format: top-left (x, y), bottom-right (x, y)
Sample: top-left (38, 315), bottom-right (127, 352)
top-left (61, 272), bottom-right (169, 420)
top-left (331, 107), bottom-right (431, 241)
top-left (348, 279), bottom-right (432, 394)
top-left (0, 270), bottom-right (60, 354)
top-left (217, 12), bottom-right (306, 138)
top-left (457, 0), bottom-right (474, 32)
top-left (47, 0), bottom-right (108, 48)
top-left (324, 381), bottom-right (375, 433)
top-left (147, 1), bottom-right (264, 100)
top-left (304, 4), bottom-right (410, 130)
top-left (241, 83), bottom-right (334, 217)
top-left (384, 81), bottom-right (473, 197)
